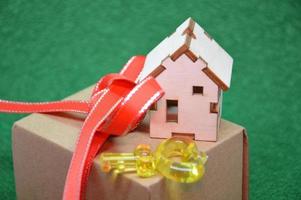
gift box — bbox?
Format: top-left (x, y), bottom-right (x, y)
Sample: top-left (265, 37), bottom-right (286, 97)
top-left (12, 85), bottom-right (248, 200)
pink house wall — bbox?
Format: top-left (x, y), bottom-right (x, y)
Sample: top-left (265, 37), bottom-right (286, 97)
top-left (149, 54), bottom-right (221, 141)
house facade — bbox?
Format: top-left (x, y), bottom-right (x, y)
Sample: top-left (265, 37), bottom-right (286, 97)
top-left (138, 18), bottom-right (233, 141)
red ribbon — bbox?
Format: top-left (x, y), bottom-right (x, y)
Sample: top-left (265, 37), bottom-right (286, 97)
top-left (0, 56), bottom-right (164, 200)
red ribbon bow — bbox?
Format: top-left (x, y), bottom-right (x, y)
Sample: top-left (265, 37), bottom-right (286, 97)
top-left (0, 56), bottom-right (164, 200)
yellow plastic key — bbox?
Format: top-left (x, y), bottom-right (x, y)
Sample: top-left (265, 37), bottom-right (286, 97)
top-left (99, 144), bottom-right (156, 178)
top-left (99, 137), bottom-right (208, 183)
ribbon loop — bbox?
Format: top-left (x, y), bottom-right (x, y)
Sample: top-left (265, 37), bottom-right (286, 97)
top-left (103, 77), bottom-right (162, 135)
top-left (0, 55), bottom-right (164, 200)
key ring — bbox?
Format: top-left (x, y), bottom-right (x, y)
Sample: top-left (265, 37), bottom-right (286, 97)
top-left (99, 137), bottom-right (208, 183)
top-left (155, 137), bottom-right (208, 183)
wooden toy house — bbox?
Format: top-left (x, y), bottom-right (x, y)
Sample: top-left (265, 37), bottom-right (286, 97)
top-left (138, 18), bottom-right (233, 141)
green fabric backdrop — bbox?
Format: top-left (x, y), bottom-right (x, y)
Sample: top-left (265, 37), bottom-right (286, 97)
top-left (1, 0), bottom-right (301, 199)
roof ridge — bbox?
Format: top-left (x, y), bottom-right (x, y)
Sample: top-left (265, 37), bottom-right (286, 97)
top-left (139, 18), bottom-right (233, 91)
top-left (170, 18), bottom-right (196, 61)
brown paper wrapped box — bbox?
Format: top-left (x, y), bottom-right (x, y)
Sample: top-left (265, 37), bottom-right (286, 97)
top-left (12, 86), bottom-right (249, 200)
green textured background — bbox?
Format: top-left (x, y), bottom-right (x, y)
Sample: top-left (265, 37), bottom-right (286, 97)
top-left (0, 0), bottom-right (301, 199)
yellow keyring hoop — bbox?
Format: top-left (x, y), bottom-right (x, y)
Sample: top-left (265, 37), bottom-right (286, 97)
top-left (154, 137), bottom-right (208, 183)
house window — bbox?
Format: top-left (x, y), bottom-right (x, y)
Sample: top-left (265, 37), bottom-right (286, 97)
top-left (193, 86), bottom-right (204, 95)
top-left (172, 132), bottom-right (195, 140)
top-left (150, 102), bottom-right (157, 111)
top-left (166, 100), bottom-right (178, 122)
top-left (210, 102), bottom-right (219, 113)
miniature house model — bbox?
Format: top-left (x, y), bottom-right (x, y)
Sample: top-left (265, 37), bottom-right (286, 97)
top-left (139, 18), bottom-right (233, 141)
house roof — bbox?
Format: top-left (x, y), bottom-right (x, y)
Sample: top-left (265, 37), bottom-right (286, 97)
top-left (138, 18), bottom-right (233, 91)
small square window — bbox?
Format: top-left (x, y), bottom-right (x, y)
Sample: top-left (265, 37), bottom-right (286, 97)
top-left (193, 86), bottom-right (204, 95)
top-left (210, 102), bottom-right (219, 113)
top-left (166, 100), bottom-right (178, 122)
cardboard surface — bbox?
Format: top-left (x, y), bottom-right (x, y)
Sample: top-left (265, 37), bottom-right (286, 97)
top-left (12, 86), bottom-right (248, 200)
